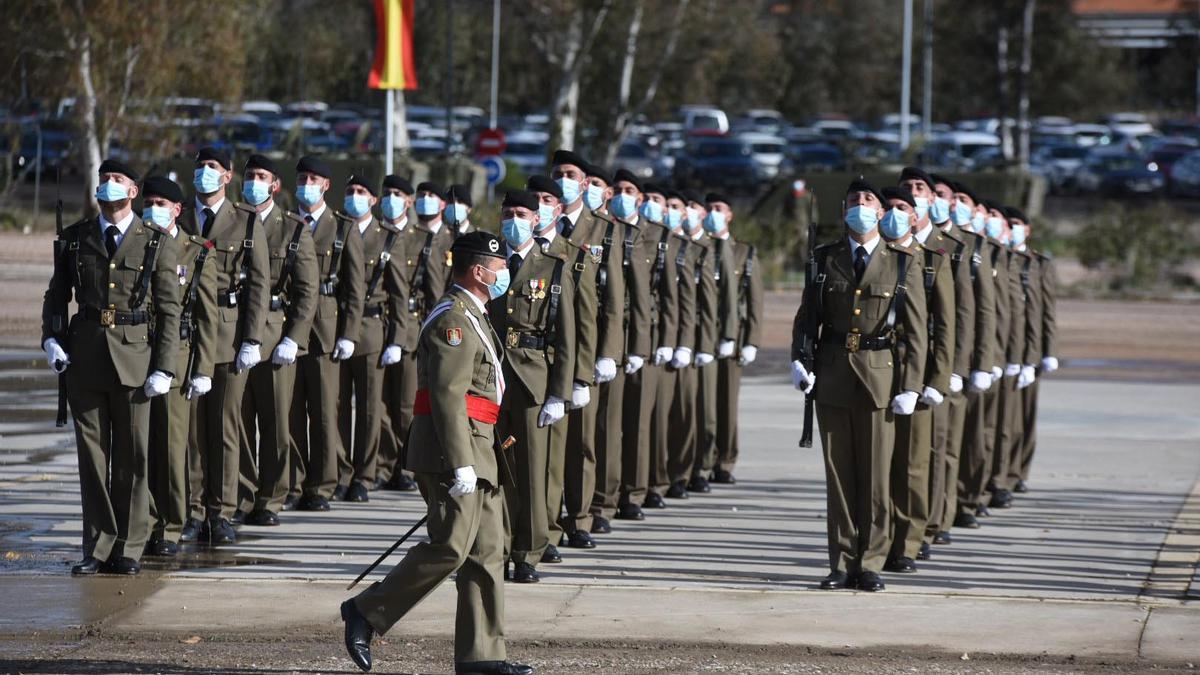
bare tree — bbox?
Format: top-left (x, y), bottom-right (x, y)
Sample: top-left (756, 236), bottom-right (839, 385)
top-left (527, 0), bottom-right (612, 152)
top-left (996, 10), bottom-right (1014, 161)
top-left (1016, 0), bottom-right (1036, 171)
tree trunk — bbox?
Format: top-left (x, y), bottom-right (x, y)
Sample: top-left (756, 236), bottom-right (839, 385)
top-left (549, 2), bottom-right (610, 152)
top-left (72, 0), bottom-right (101, 216)
top-left (996, 20), bottom-right (1014, 161)
top-left (605, 0), bottom-right (644, 165)
top-left (1016, 0), bottom-right (1036, 171)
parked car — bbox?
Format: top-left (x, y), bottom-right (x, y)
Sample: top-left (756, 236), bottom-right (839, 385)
top-left (1073, 124), bottom-right (1112, 147)
top-left (1033, 144), bottom-right (1089, 191)
top-left (1075, 149), bottom-right (1164, 196)
top-left (674, 137), bottom-right (761, 191)
top-left (502, 130), bottom-right (549, 176)
top-left (738, 132), bottom-right (787, 179)
top-left (1166, 149), bottom-right (1200, 197)
top-left (1104, 112), bottom-right (1155, 137)
top-left (612, 141), bottom-right (657, 180)
top-left (788, 142), bottom-right (844, 172)
top-left (679, 105), bottom-right (730, 135)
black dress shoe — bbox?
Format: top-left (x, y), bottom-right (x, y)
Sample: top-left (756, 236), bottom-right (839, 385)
top-left (346, 482), bottom-right (370, 503)
top-left (455, 660), bottom-right (535, 675)
top-left (540, 545), bottom-right (562, 564)
top-left (989, 489), bottom-right (1013, 509)
top-left (976, 504), bottom-right (991, 518)
top-left (72, 556), bottom-right (102, 575)
top-left (179, 517), bottom-right (203, 542)
top-left (297, 494), bottom-right (331, 512)
top-left (206, 518), bottom-right (237, 545)
top-left (616, 503), bottom-right (645, 520)
top-left (857, 571), bottom-right (886, 592)
top-left (282, 494), bottom-right (299, 511)
top-left (154, 540), bottom-right (179, 557)
top-left (106, 556), bottom-right (141, 575)
top-left (712, 469), bottom-right (736, 484)
top-left (953, 512), bottom-right (980, 529)
top-left (590, 516), bottom-right (611, 534)
top-left (231, 509), bottom-right (246, 526)
top-left (245, 509), bottom-right (279, 526)
top-left (340, 599), bottom-right (374, 672)
top-left (332, 484), bottom-right (349, 501)
top-left (386, 473), bottom-right (418, 491)
top-left (933, 531), bottom-right (953, 545)
top-left (643, 492), bottom-right (666, 509)
top-left (566, 530), bottom-right (596, 549)
top-left (143, 537), bottom-right (162, 556)
top-left (884, 557), bottom-right (917, 573)
top-left (665, 481), bottom-right (689, 499)
top-left (1014, 479), bottom-right (1029, 493)
top-left (511, 562), bottom-right (539, 583)
top-left (819, 571), bottom-right (850, 589)
top-left (687, 476), bottom-right (712, 493)
top-left (917, 541), bottom-right (931, 561)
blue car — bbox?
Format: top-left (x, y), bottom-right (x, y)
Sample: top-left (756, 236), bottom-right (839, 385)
top-left (673, 136), bottom-right (764, 192)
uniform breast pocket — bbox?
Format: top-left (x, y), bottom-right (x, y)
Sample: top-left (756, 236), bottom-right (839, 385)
top-left (823, 280), bottom-right (851, 318)
top-left (867, 349), bottom-right (894, 369)
top-left (473, 358), bottom-right (496, 389)
top-left (516, 286), bottom-right (541, 326)
top-left (864, 283), bottom-right (895, 323)
top-left (76, 253), bottom-right (104, 291)
top-left (121, 324), bottom-right (150, 345)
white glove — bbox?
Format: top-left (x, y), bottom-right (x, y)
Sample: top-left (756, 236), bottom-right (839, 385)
top-left (695, 352), bottom-right (715, 367)
top-left (331, 338), bottom-right (355, 361)
top-left (380, 344), bottom-right (403, 366)
top-left (1018, 365), bottom-right (1036, 389)
top-left (654, 346), bottom-right (674, 366)
top-left (991, 366), bottom-right (1003, 381)
top-left (236, 341), bottom-right (261, 373)
top-left (718, 340), bottom-right (736, 359)
top-left (969, 370), bottom-right (993, 392)
top-left (671, 347), bottom-right (693, 369)
top-left (43, 338), bottom-right (69, 373)
top-left (449, 465), bottom-right (477, 498)
top-left (739, 344), bottom-right (758, 366)
top-left (594, 357), bottom-right (617, 383)
top-left (919, 385), bottom-right (945, 406)
top-left (1004, 363), bottom-right (1021, 377)
top-left (949, 374), bottom-right (964, 393)
top-left (143, 370), bottom-right (172, 398)
top-left (571, 382), bottom-right (591, 409)
top-left (790, 359), bottom-right (816, 393)
top-left (538, 395), bottom-right (567, 427)
top-left (271, 337), bottom-right (299, 366)
top-left (891, 390), bottom-right (920, 415)
top-left (185, 375), bottom-right (212, 400)
top-left (624, 354), bottom-right (644, 375)
top-left (1042, 356), bottom-right (1059, 373)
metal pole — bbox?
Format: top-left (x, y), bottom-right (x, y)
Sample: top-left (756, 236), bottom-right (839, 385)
top-left (901, 0), bottom-right (913, 151)
top-left (922, 0), bottom-right (933, 139)
top-left (490, 0), bottom-right (500, 130)
top-left (445, 0), bottom-right (454, 155)
top-left (385, 89), bottom-right (394, 174)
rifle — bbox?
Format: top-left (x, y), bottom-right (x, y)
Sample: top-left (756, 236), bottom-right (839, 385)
top-left (52, 169), bottom-right (67, 428)
top-left (797, 192), bottom-right (820, 448)
top-left (183, 241), bottom-right (216, 399)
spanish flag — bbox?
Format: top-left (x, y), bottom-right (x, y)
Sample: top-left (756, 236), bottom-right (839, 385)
top-left (368, 0), bottom-right (418, 90)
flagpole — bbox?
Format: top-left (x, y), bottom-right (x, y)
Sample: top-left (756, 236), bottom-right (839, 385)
top-left (385, 88), bottom-right (395, 174)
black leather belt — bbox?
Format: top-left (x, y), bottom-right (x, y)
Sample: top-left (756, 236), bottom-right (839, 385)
top-left (364, 303), bottom-right (386, 318)
top-left (79, 306), bottom-right (149, 327)
top-left (505, 329), bottom-right (545, 350)
top-left (822, 330), bottom-right (894, 353)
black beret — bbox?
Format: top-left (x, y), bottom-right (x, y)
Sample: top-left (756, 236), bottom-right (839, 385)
top-left (643, 182), bottom-right (668, 197)
top-left (898, 166), bottom-right (936, 192)
top-left (416, 181), bottom-right (443, 197)
top-left (244, 153), bottom-right (276, 176)
top-left (705, 192), bottom-right (731, 206)
top-left (584, 162), bottom-right (612, 185)
top-left (382, 174), bottom-right (414, 195)
top-left (1003, 206), bottom-right (1029, 223)
top-left (612, 169), bottom-right (642, 192)
top-left (141, 175), bottom-right (183, 203)
top-left (446, 184), bottom-right (472, 206)
top-left (952, 181), bottom-right (979, 204)
top-left (346, 173), bottom-right (378, 197)
top-left (682, 189), bottom-right (705, 206)
top-left (451, 230), bottom-right (506, 260)
top-left (296, 155), bottom-right (331, 179)
top-left (526, 175), bottom-right (563, 201)
top-left (195, 146), bottom-right (231, 170)
top-left (846, 177), bottom-right (885, 206)
top-left (98, 158), bottom-right (140, 182)
top-left (501, 190), bottom-right (539, 212)
top-left (666, 189), bottom-right (686, 203)
top-left (551, 149), bottom-right (588, 171)
top-left (882, 186), bottom-right (917, 209)
top-left (929, 172), bottom-right (954, 189)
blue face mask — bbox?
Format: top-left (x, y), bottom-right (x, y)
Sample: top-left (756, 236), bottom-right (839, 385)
top-left (296, 184), bottom-right (323, 208)
top-left (844, 205), bottom-right (878, 234)
top-left (611, 193), bottom-right (637, 219)
top-left (445, 202), bottom-right (468, 225)
top-left (501, 217), bottom-right (533, 247)
top-left (344, 193), bottom-right (371, 218)
top-left (880, 208), bottom-right (911, 240)
top-left (96, 180), bottom-right (129, 203)
top-left (985, 216), bottom-right (1004, 240)
top-left (584, 184), bottom-right (605, 211)
top-left (242, 180), bottom-right (271, 206)
top-left (703, 209), bottom-right (726, 234)
top-left (913, 197), bottom-right (929, 222)
top-left (556, 177), bottom-right (581, 205)
top-left (486, 267), bottom-right (511, 300)
top-left (416, 195), bottom-right (440, 216)
top-left (970, 212), bottom-right (986, 233)
top-left (666, 208), bottom-right (683, 230)
top-left (639, 200), bottom-right (664, 224)
top-left (685, 207), bottom-right (702, 233)
top-left (381, 195), bottom-right (407, 221)
top-left (193, 166), bottom-right (223, 195)
top-left (141, 205), bottom-right (172, 230)
top-left (951, 200), bottom-right (974, 227)
top-left (930, 196), bottom-right (950, 224)
top-left (537, 203), bottom-right (558, 228)
top-left (1010, 224), bottom-right (1027, 248)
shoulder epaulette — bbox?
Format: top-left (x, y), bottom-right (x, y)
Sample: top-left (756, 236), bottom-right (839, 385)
top-left (813, 241), bottom-right (838, 251)
top-left (187, 233), bottom-right (209, 246)
top-left (283, 210), bottom-right (306, 225)
top-left (333, 211), bottom-right (354, 222)
top-left (234, 202), bottom-right (256, 214)
top-left (63, 217), bottom-right (88, 233)
top-left (888, 242), bottom-right (915, 255)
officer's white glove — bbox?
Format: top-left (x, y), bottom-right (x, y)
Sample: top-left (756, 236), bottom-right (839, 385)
top-left (236, 341), bottom-right (261, 373)
top-left (1042, 356), bottom-right (1059, 373)
top-left (891, 390), bottom-right (920, 415)
top-left (671, 347), bottom-right (693, 369)
top-left (43, 338), bottom-right (69, 373)
top-left (594, 357), bottom-right (617, 383)
top-left (1004, 363), bottom-right (1021, 377)
top-left (380, 344), bottom-right (403, 366)
top-left (448, 465), bottom-right (477, 498)
top-left (331, 338), bottom-right (355, 361)
top-left (718, 340), bottom-right (736, 359)
top-left (739, 344), bottom-right (758, 366)
top-left (991, 366), bottom-right (1003, 381)
top-left (538, 395), bottom-right (567, 427)
top-left (919, 385), bottom-right (945, 406)
top-left (271, 337), bottom-right (299, 366)
top-left (624, 354), bottom-right (644, 375)
top-left (969, 370), bottom-right (993, 392)
top-left (949, 374), bottom-right (964, 393)
top-left (654, 346), bottom-right (674, 366)
top-left (695, 352), bottom-right (715, 367)
top-left (185, 375), bottom-right (212, 400)
top-left (571, 382), bottom-right (591, 409)
top-left (1018, 365), bottom-right (1037, 389)
top-left (143, 370), bottom-right (172, 398)
top-left (790, 360), bottom-right (816, 393)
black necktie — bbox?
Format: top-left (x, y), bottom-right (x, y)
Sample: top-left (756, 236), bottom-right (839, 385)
top-left (854, 245), bottom-right (867, 282)
top-left (508, 253), bottom-right (523, 277)
top-left (560, 216), bottom-right (575, 239)
top-left (104, 225), bottom-right (120, 259)
top-left (201, 208), bottom-right (215, 238)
